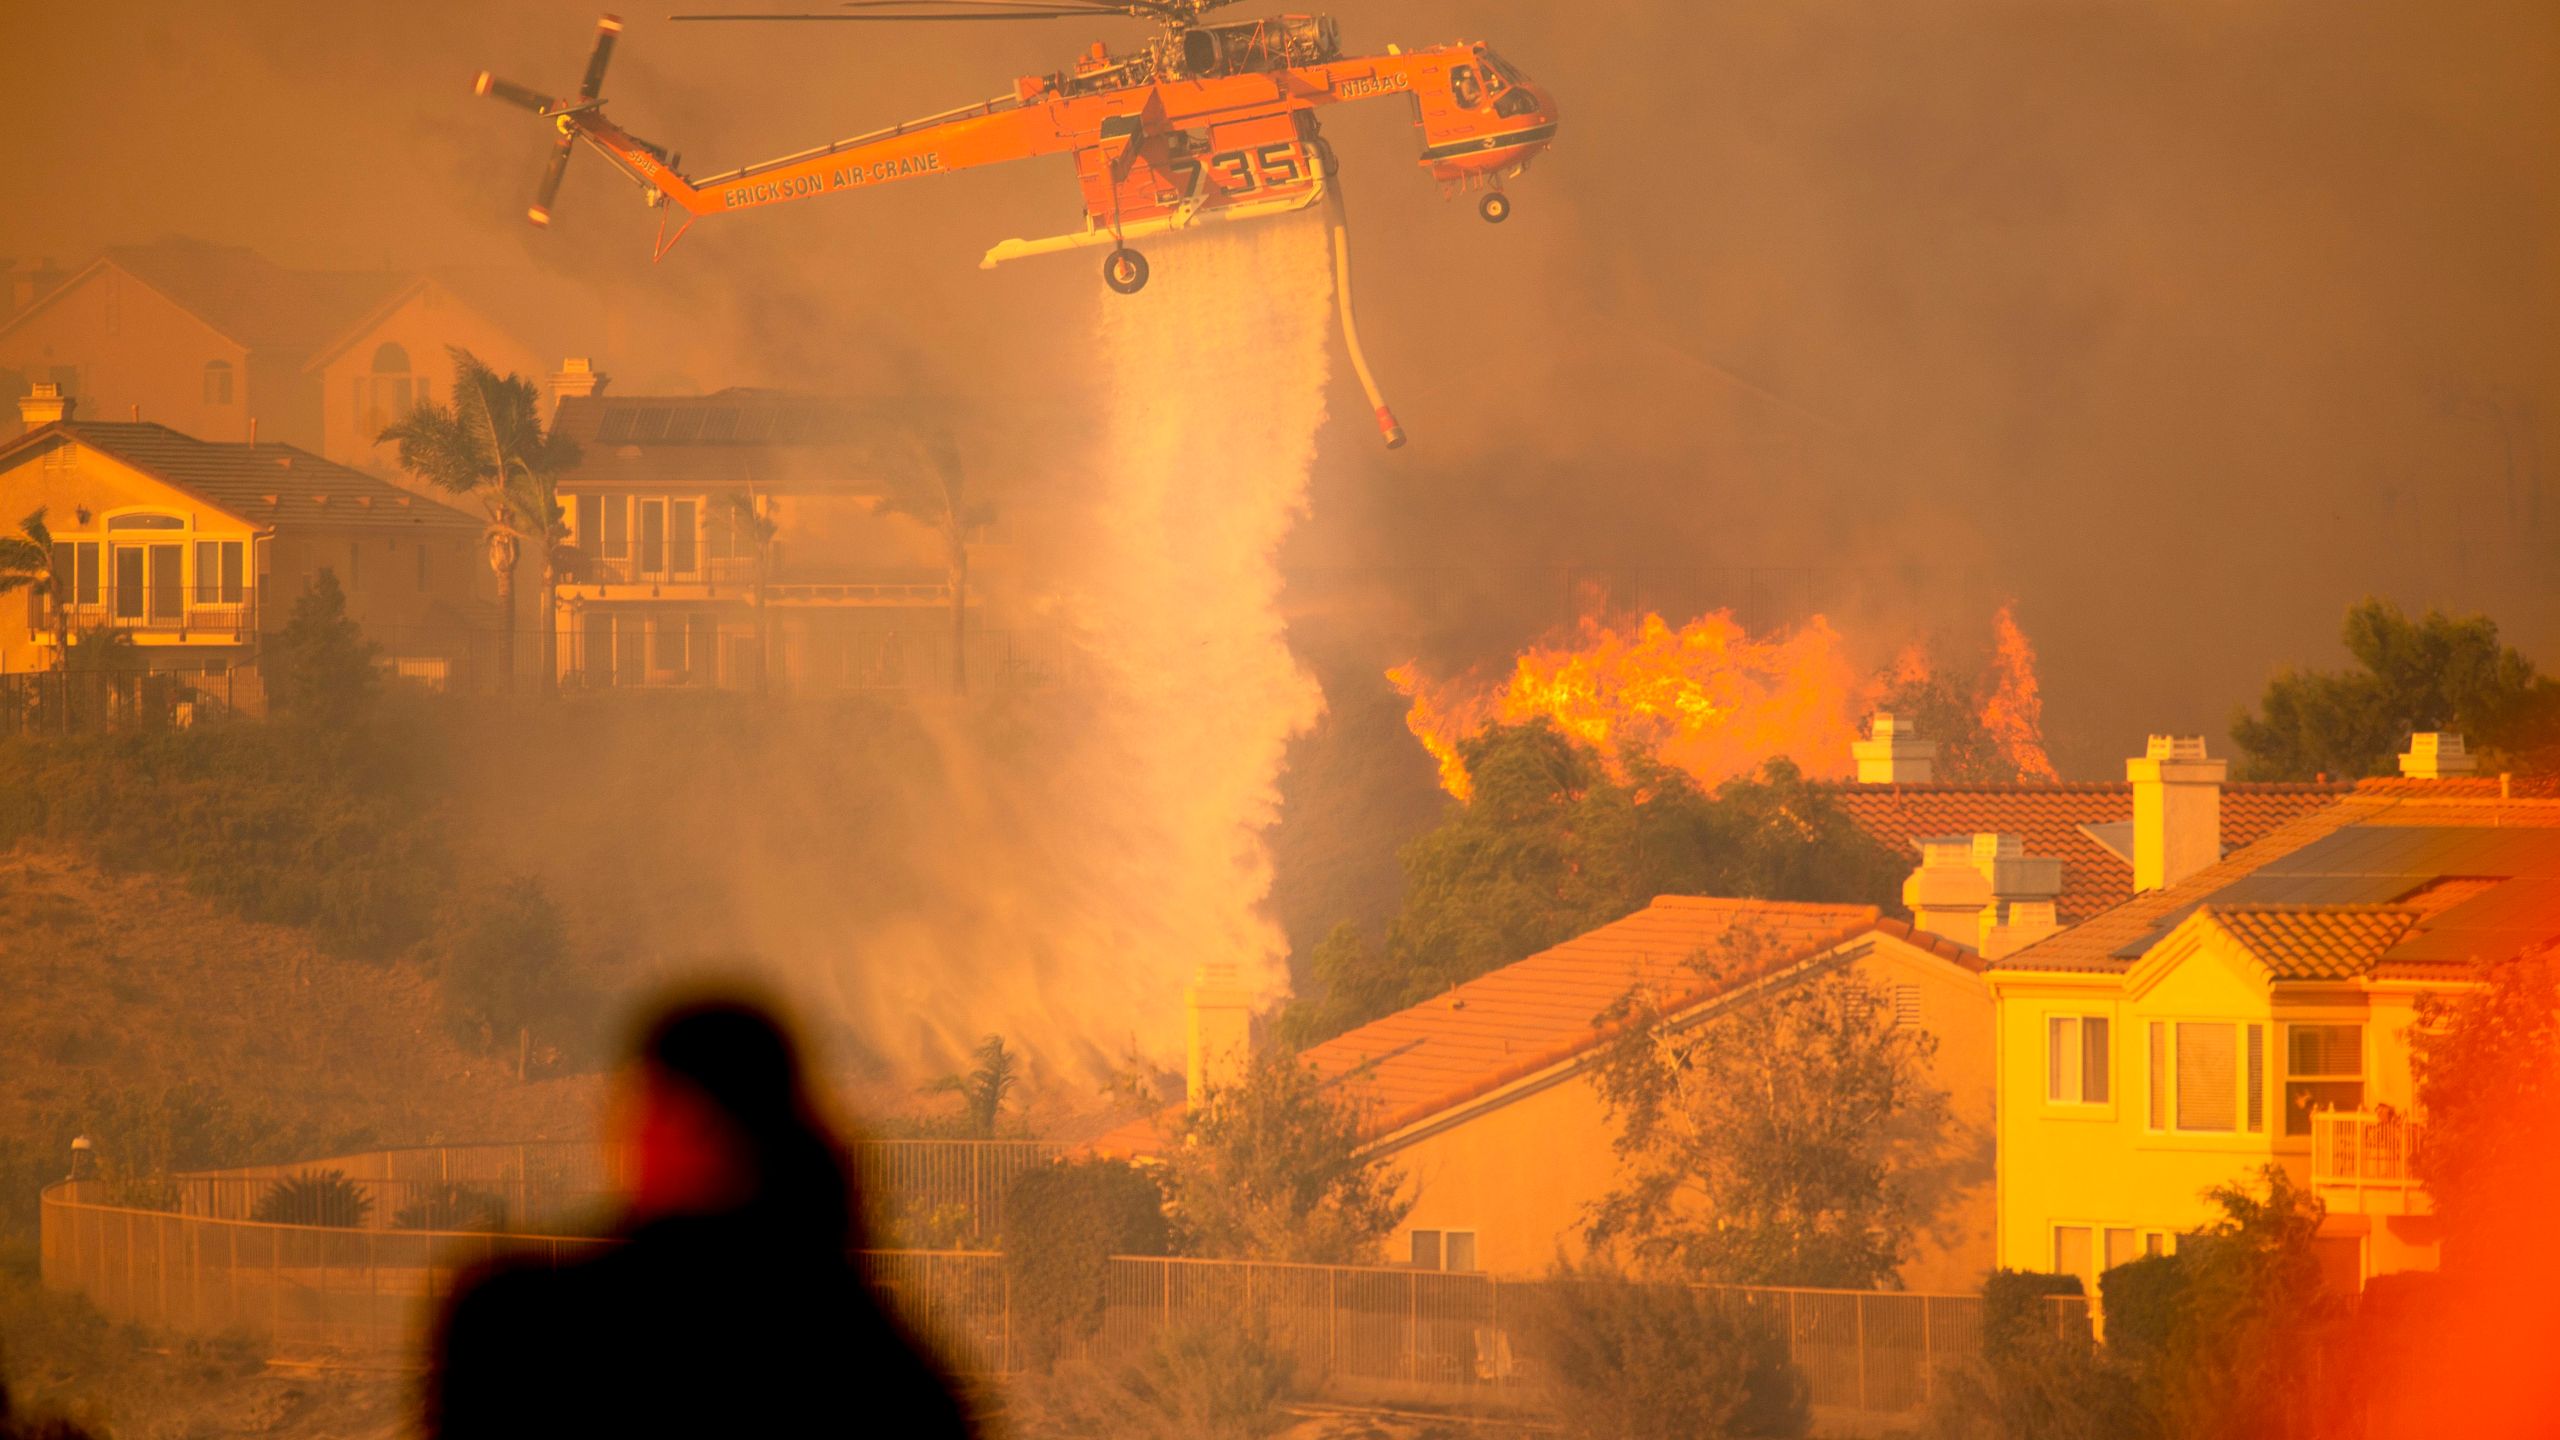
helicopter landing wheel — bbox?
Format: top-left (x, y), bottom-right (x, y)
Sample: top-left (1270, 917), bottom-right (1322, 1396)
top-left (1478, 192), bottom-right (1512, 224)
top-left (1103, 247), bottom-right (1150, 295)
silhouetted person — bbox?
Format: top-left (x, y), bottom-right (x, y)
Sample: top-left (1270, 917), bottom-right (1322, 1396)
top-left (430, 998), bottom-right (973, 1438)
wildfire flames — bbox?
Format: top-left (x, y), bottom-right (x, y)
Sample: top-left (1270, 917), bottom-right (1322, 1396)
top-left (1394, 604), bottom-right (2060, 799)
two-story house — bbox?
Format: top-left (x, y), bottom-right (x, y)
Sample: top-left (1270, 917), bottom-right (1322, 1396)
top-left (1984, 734), bottom-right (2560, 1297)
top-left (546, 386), bottom-right (959, 692)
top-left (2, 390), bottom-right (486, 693)
top-left (0, 239), bottom-right (588, 475)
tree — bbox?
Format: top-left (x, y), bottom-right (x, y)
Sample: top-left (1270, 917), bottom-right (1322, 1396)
top-left (266, 569), bottom-right (379, 727)
top-left (1162, 1050), bottom-right (1409, 1264)
top-left (0, 508), bottom-right (67, 668)
top-left (1585, 954), bottom-right (1954, 1289)
top-left (871, 432), bottom-right (992, 696)
top-left (1003, 1159), bottom-right (1169, 1370)
top-left (1282, 723), bottom-right (1902, 1044)
top-left (2229, 598), bottom-right (2560, 779)
top-left (929, 1034), bottom-right (1020, 1139)
top-left (723, 491), bottom-right (779, 694)
top-left (439, 876), bottom-right (587, 1067)
top-left (1869, 669), bottom-right (2022, 783)
top-left (378, 348), bottom-right (581, 696)
top-left (2134, 1167), bottom-right (2344, 1440)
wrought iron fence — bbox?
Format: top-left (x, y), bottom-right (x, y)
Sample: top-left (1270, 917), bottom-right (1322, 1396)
top-left (0, 664), bottom-right (267, 736)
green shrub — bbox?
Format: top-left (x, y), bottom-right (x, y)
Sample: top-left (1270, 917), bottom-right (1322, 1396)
top-left (2097, 1253), bottom-right (2188, 1366)
top-left (391, 1184), bottom-right (506, 1233)
top-left (249, 1171), bottom-right (370, 1228)
top-left (1522, 1265), bottom-right (1807, 1440)
top-left (1003, 1160), bottom-right (1168, 1371)
top-left (438, 876), bottom-right (593, 1061)
top-left (1979, 1268), bottom-right (2085, 1366)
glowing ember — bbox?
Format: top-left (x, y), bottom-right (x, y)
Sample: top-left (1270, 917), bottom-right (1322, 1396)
top-left (1983, 603), bottom-right (2061, 782)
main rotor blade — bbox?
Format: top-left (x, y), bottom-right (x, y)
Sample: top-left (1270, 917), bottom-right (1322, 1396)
top-left (673, 9), bottom-right (1107, 18)
top-left (531, 134), bottom-right (576, 228)
top-left (841, 0), bottom-right (1131, 9)
top-left (579, 14), bottom-right (622, 100)
top-left (475, 72), bottom-right (557, 113)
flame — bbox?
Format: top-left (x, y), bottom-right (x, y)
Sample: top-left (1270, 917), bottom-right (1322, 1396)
top-left (1395, 611), bottom-right (1865, 798)
top-left (1982, 603), bottom-right (2060, 781)
top-left (1397, 606), bottom-right (2063, 797)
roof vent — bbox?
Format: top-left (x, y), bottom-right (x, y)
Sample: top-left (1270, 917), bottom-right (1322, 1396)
top-left (1853, 712), bottom-right (1938, 785)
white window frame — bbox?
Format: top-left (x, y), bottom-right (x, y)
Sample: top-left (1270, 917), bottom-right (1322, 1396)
top-left (2147, 1018), bottom-right (2267, 1137)
top-left (1407, 1227), bottom-right (1479, 1273)
top-left (2281, 1021), bottom-right (2366, 1140)
top-left (2044, 1010), bottom-right (2113, 1108)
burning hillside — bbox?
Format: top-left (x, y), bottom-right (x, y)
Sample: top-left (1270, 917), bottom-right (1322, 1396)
top-left (1392, 604), bottom-right (2060, 800)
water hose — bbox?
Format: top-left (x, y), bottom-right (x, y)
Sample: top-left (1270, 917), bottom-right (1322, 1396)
top-left (1328, 186), bottom-right (1406, 449)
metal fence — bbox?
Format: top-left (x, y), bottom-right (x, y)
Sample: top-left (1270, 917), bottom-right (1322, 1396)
top-left (145, 1140), bottom-right (1065, 1245)
top-left (39, 1176), bottom-right (2087, 1426)
top-left (0, 664), bottom-right (267, 736)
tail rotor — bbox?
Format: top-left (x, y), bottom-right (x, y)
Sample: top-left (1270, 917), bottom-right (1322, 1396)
top-left (474, 15), bottom-right (624, 228)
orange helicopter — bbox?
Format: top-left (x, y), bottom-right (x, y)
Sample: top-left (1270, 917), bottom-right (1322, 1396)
top-left (473, 1), bottom-right (1560, 447)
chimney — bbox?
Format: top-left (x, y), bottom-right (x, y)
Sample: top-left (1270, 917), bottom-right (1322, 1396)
top-left (19, 381), bottom-right (71, 433)
top-left (1184, 960), bottom-right (1254, 1108)
top-left (1853, 712), bottom-right (1938, 784)
top-left (2398, 732), bottom-right (2477, 780)
top-left (1905, 832), bottom-right (2065, 952)
top-left (549, 357), bottom-right (608, 406)
top-left (2128, 735), bottom-right (2224, 892)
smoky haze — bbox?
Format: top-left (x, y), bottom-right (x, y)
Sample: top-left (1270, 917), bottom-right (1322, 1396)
top-left (7, 1), bottom-right (2554, 1073)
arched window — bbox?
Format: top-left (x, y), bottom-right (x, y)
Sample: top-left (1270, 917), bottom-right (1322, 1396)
top-left (202, 359), bottom-right (233, 405)
top-left (362, 342), bottom-right (415, 435)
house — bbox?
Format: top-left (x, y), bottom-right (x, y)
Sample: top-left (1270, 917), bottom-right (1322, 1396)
top-left (1101, 896), bottom-right (2000, 1291)
top-left (1, 393), bottom-right (486, 690)
top-left (0, 240), bottom-right (587, 474)
top-left (1983, 733), bottom-right (2560, 1298)
top-left (546, 383), bottom-right (961, 692)
top-left (1824, 713), bottom-right (2353, 923)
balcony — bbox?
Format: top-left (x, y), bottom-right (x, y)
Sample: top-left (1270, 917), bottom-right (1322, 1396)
top-left (571, 554), bottom-right (760, 587)
top-left (2311, 1112), bottom-right (2429, 1216)
top-left (31, 591), bottom-right (259, 646)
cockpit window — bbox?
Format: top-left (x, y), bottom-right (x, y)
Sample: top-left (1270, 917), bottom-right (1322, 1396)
top-left (1495, 89), bottom-right (1539, 118)
top-left (1487, 54), bottom-right (1528, 86)
top-left (1449, 64), bottom-right (1483, 109)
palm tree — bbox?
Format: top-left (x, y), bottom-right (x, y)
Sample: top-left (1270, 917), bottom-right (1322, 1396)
top-left (0, 508), bottom-right (68, 667)
top-left (723, 490), bottom-right (779, 694)
top-left (872, 433), bottom-right (993, 696)
top-left (929, 1034), bottom-right (1020, 1139)
top-left (377, 348), bottom-right (581, 695)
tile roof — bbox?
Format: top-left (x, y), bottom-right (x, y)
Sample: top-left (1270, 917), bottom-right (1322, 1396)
top-left (2202, 905), bottom-right (2420, 980)
top-left (1822, 780), bottom-right (2350, 922)
top-left (1995, 793), bottom-right (2560, 977)
top-left (1, 422), bottom-right (479, 535)
top-left (1092, 899), bottom-right (1978, 1159)
top-left (97, 241), bottom-right (406, 359)
top-left (551, 390), bottom-right (943, 491)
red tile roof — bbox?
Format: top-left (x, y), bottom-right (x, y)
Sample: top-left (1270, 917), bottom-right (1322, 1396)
top-left (1822, 780), bottom-right (2350, 922)
top-left (0, 422), bottom-right (479, 535)
top-left (1092, 899), bottom-right (1978, 1159)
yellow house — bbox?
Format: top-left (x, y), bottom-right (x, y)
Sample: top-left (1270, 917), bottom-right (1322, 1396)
top-left (1987, 739), bottom-right (2560, 1297)
top-left (1, 398), bottom-right (485, 690)
top-left (1105, 895), bottom-right (2001, 1291)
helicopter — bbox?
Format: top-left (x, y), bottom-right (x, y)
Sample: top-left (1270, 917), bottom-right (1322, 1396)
top-left (473, 2), bottom-right (1561, 447)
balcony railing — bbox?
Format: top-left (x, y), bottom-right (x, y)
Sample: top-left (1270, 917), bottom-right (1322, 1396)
top-left (2312, 1111), bottom-right (2425, 1192)
top-left (32, 592), bottom-right (258, 643)
top-left (568, 554), bottom-right (758, 587)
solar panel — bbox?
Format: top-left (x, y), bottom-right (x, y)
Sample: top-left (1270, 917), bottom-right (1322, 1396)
top-left (596, 409), bottom-right (635, 443)
top-left (664, 409), bottom-right (705, 443)
top-left (699, 407), bottom-right (738, 443)
top-left (629, 407), bottom-right (671, 443)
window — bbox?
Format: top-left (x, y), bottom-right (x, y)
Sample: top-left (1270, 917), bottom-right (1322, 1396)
top-left (2148, 1022), bottom-right (2167, 1129)
top-left (106, 512), bottom-right (184, 530)
top-left (601, 495), bottom-right (628, 561)
top-left (111, 546), bottom-right (144, 619)
top-left (2046, 1014), bottom-right (2110, 1104)
top-left (584, 610), bottom-right (615, 686)
top-left (147, 545), bottom-right (180, 622)
top-left (687, 613), bottom-right (717, 685)
top-left (670, 499), bottom-right (698, 576)
top-left (575, 495), bottom-right (602, 556)
top-left (706, 497), bottom-right (739, 561)
top-left (202, 359), bottom-right (233, 405)
top-left (639, 499), bottom-right (667, 576)
top-left (2104, 1227), bottom-right (2139, 1273)
top-left (2053, 1225), bottom-right (2092, 1286)
top-left (2284, 1024), bottom-right (2365, 1137)
top-left (1408, 1229), bottom-right (1478, 1272)
top-left (2166, 1022), bottom-right (2266, 1134)
top-left (192, 541), bottom-right (244, 604)
top-left (1449, 64), bottom-right (1482, 108)
top-left (363, 342), bottom-right (414, 434)
top-left (652, 613), bottom-right (686, 672)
